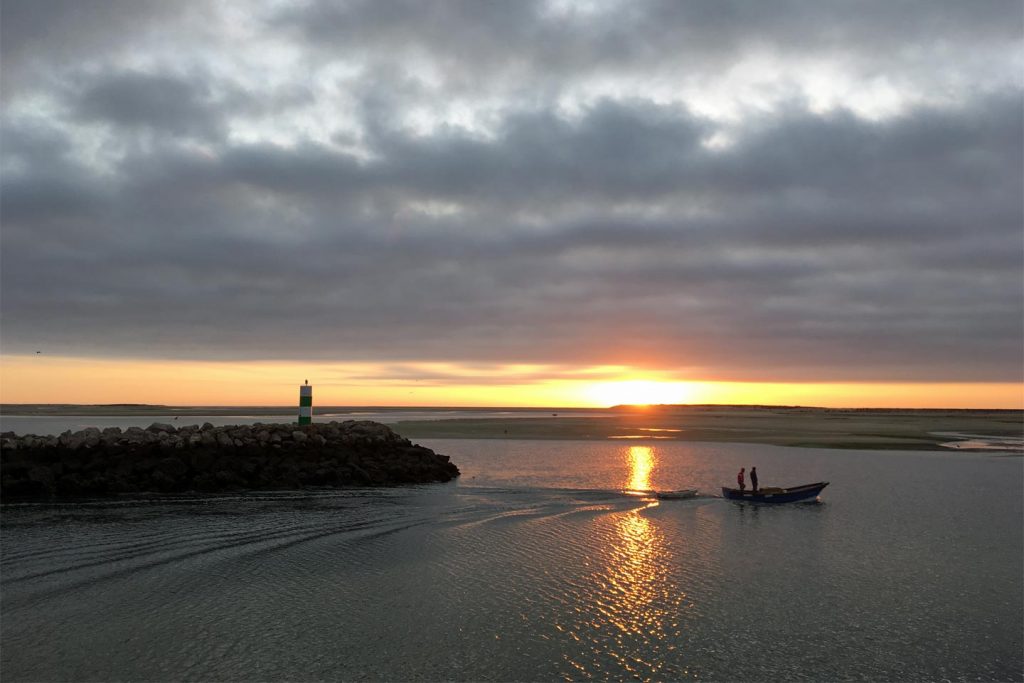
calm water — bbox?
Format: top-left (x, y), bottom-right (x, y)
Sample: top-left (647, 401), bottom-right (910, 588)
top-left (2, 440), bottom-right (1021, 681)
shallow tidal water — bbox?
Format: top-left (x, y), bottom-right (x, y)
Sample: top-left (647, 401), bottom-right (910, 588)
top-left (2, 440), bottom-right (1021, 681)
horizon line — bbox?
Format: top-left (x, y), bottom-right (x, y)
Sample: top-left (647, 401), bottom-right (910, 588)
top-left (2, 402), bottom-right (1021, 412)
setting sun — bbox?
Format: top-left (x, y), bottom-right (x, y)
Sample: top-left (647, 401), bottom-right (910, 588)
top-left (585, 380), bottom-right (699, 407)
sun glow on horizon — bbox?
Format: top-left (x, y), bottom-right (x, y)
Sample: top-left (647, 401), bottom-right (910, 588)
top-left (0, 355), bottom-right (1021, 409)
top-left (586, 380), bottom-right (700, 408)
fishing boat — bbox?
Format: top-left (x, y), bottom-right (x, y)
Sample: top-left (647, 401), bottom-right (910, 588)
top-left (655, 489), bottom-right (698, 500)
top-left (721, 481), bottom-right (828, 503)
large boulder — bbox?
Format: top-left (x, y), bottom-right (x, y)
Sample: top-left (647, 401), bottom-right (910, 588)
top-left (147, 423), bottom-right (177, 434)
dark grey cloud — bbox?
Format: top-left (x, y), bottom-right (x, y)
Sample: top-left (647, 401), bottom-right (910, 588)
top-left (1, 0), bottom-right (1021, 385)
top-left (275, 0), bottom-right (1022, 96)
top-left (71, 71), bottom-right (223, 139)
top-left (0, 0), bottom-right (206, 98)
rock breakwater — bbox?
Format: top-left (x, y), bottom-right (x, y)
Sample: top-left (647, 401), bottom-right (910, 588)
top-left (1, 421), bottom-right (459, 498)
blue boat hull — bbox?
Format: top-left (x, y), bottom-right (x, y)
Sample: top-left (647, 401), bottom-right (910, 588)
top-left (721, 481), bottom-right (829, 503)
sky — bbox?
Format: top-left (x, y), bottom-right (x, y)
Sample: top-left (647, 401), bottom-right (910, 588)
top-left (1, 0), bottom-right (1022, 408)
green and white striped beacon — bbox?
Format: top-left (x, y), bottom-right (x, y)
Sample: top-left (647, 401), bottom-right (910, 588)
top-left (298, 380), bottom-right (313, 425)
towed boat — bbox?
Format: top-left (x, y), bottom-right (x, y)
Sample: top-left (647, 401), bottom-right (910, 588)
top-left (721, 481), bottom-right (828, 503)
top-left (624, 488), bottom-right (698, 500)
top-left (655, 489), bottom-right (698, 500)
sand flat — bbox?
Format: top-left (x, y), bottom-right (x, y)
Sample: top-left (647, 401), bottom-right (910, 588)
top-left (2, 404), bottom-right (1020, 452)
top-left (396, 405), bottom-right (1023, 451)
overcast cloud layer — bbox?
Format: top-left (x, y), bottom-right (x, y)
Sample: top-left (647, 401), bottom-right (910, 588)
top-left (2, 0), bottom-right (1022, 382)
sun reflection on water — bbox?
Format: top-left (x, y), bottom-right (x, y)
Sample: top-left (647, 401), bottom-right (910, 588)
top-left (559, 444), bottom-right (694, 681)
top-left (626, 445), bottom-right (656, 491)
top-left (609, 508), bottom-right (667, 635)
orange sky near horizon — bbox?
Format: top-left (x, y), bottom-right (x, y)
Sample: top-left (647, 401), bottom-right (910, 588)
top-left (1, 355), bottom-right (1021, 409)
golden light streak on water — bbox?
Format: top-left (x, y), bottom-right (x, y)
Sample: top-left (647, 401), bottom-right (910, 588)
top-left (610, 508), bottom-right (666, 637)
top-left (560, 444), bottom-right (700, 680)
top-left (561, 502), bottom-right (694, 681)
top-left (626, 445), bottom-right (656, 491)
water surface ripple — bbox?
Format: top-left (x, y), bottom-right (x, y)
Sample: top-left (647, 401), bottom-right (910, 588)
top-left (2, 440), bottom-right (1021, 681)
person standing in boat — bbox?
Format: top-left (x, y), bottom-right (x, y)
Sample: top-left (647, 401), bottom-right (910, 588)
top-left (737, 467), bottom-right (746, 491)
top-left (750, 467), bottom-right (758, 492)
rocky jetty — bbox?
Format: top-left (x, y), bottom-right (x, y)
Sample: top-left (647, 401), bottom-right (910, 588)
top-left (0, 421), bottom-right (459, 498)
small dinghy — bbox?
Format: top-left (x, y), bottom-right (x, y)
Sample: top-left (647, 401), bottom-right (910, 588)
top-left (623, 488), bottom-right (698, 500)
top-left (655, 489), bottom-right (698, 500)
top-left (721, 481), bottom-right (828, 503)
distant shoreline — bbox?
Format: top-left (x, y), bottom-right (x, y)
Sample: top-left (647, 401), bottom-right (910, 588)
top-left (2, 404), bottom-right (1020, 453)
top-left (0, 404), bottom-right (601, 418)
top-left (2, 403), bottom-right (1020, 416)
